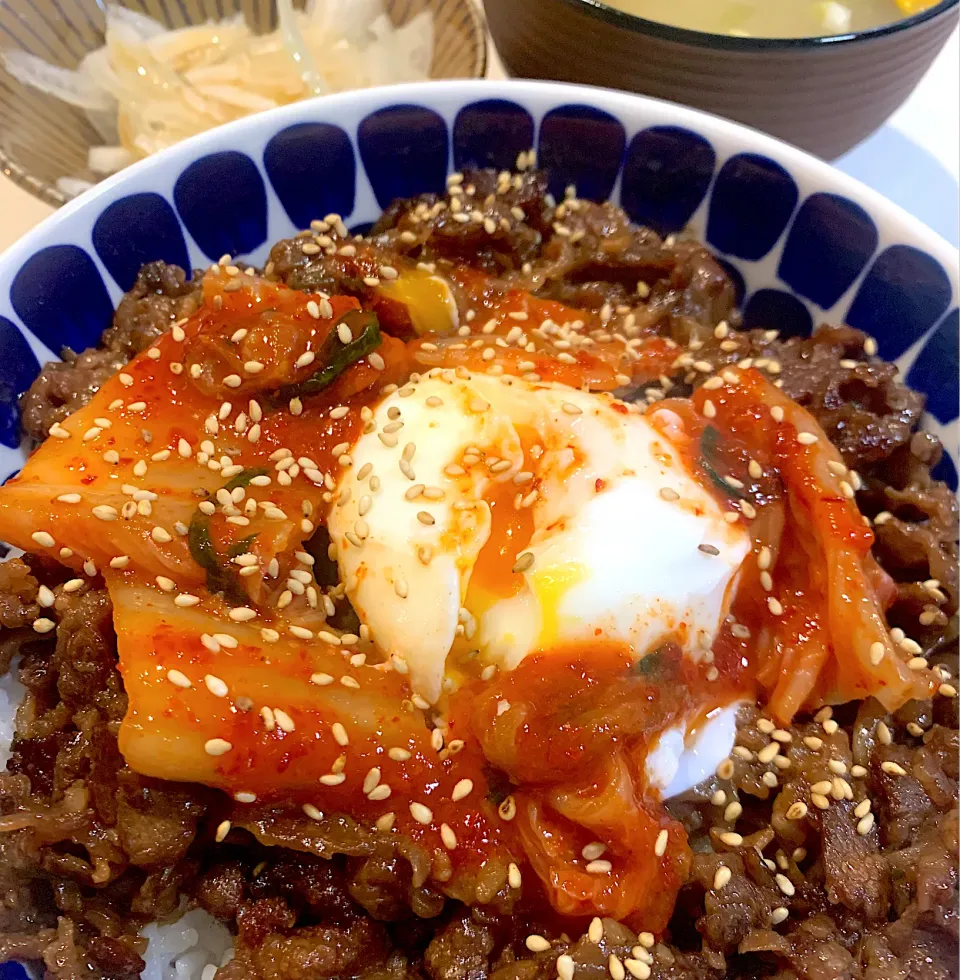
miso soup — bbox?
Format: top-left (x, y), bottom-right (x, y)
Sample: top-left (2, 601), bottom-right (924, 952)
top-left (603, 0), bottom-right (933, 38)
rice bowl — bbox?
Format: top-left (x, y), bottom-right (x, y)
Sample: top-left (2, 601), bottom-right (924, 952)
top-left (0, 81), bottom-right (956, 980)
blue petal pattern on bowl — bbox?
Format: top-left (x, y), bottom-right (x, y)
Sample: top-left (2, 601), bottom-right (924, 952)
top-left (537, 105), bottom-right (626, 203)
top-left (174, 151), bottom-right (268, 260)
top-left (707, 154), bottom-right (798, 261)
top-left (0, 84), bottom-right (956, 494)
top-left (620, 126), bottom-right (715, 237)
top-left (10, 245), bottom-right (114, 354)
top-left (454, 100), bottom-right (536, 172)
top-left (358, 105), bottom-right (449, 209)
top-left (0, 315), bottom-right (40, 450)
top-left (93, 193), bottom-right (191, 292)
top-left (906, 308), bottom-right (959, 425)
top-left (741, 288), bottom-right (813, 338)
top-left (264, 123), bottom-right (357, 231)
top-left (779, 193), bottom-right (879, 309)
top-left (846, 245), bottom-right (953, 359)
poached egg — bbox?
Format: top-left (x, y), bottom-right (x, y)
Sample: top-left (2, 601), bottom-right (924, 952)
top-left (329, 371), bottom-right (750, 793)
top-left (330, 371), bottom-right (750, 690)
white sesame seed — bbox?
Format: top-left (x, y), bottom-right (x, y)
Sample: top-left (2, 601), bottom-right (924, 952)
top-left (409, 802), bottom-right (433, 825)
top-left (451, 778), bottom-right (473, 801)
top-left (654, 829), bottom-right (669, 856)
top-left (512, 551), bottom-right (534, 573)
top-left (32, 618), bottom-right (56, 634)
top-left (624, 960), bottom-right (651, 980)
top-left (585, 859), bottom-right (612, 874)
top-left (30, 531), bottom-right (56, 548)
top-left (557, 955), bottom-right (575, 980)
top-left (205, 738), bottom-right (232, 757)
top-left (775, 873), bottom-right (795, 897)
top-left (167, 669), bottom-right (191, 688)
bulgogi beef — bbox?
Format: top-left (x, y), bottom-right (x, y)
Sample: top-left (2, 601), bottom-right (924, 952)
top-left (1, 169), bottom-right (956, 980)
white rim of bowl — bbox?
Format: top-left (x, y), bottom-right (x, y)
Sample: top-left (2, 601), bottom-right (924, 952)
top-left (1, 80), bottom-right (956, 284)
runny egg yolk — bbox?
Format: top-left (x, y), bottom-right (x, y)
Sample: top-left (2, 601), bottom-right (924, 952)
top-left (528, 561), bottom-right (589, 650)
top-left (329, 372), bottom-right (751, 706)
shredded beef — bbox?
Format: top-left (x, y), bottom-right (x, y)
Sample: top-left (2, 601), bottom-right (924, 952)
top-left (1, 169), bottom-right (957, 980)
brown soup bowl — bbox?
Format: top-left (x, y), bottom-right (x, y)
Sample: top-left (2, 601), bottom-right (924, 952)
top-left (483, 0), bottom-right (959, 158)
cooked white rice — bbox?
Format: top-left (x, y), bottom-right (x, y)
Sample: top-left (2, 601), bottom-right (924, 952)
top-left (139, 909), bottom-right (234, 980)
top-left (0, 659), bottom-right (25, 768)
top-left (1, 656), bottom-right (235, 979)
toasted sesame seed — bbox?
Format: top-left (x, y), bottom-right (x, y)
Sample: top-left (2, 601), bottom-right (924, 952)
top-left (409, 802), bottom-right (433, 825)
top-left (320, 773), bottom-right (346, 786)
top-left (451, 778), bottom-right (473, 801)
top-left (435, 822), bottom-right (457, 849)
top-left (498, 795), bottom-right (517, 821)
top-left (556, 954), bottom-right (575, 980)
top-left (856, 812), bottom-right (876, 835)
top-left (509, 550), bottom-right (535, 575)
top-left (775, 873), bottom-right (795, 897)
top-left (767, 596), bottom-right (784, 616)
top-left (31, 531), bottom-right (56, 548)
top-left (624, 960), bottom-right (651, 980)
top-left (757, 741), bottom-right (780, 764)
top-left (585, 859), bottom-right (612, 874)
top-left (713, 866), bottom-right (732, 890)
top-left (205, 738), bottom-right (232, 757)
top-left (273, 709), bottom-right (294, 733)
top-left (582, 841), bottom-right (608, 861)
top-left (786, 801), bottom-right (808, 820)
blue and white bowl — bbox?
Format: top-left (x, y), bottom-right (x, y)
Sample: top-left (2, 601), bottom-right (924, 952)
top-left (0, 80), bottom-right (957, 494)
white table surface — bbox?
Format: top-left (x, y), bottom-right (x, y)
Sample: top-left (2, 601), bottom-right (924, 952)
top-left (1, 27), bottom-right (957, 253)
